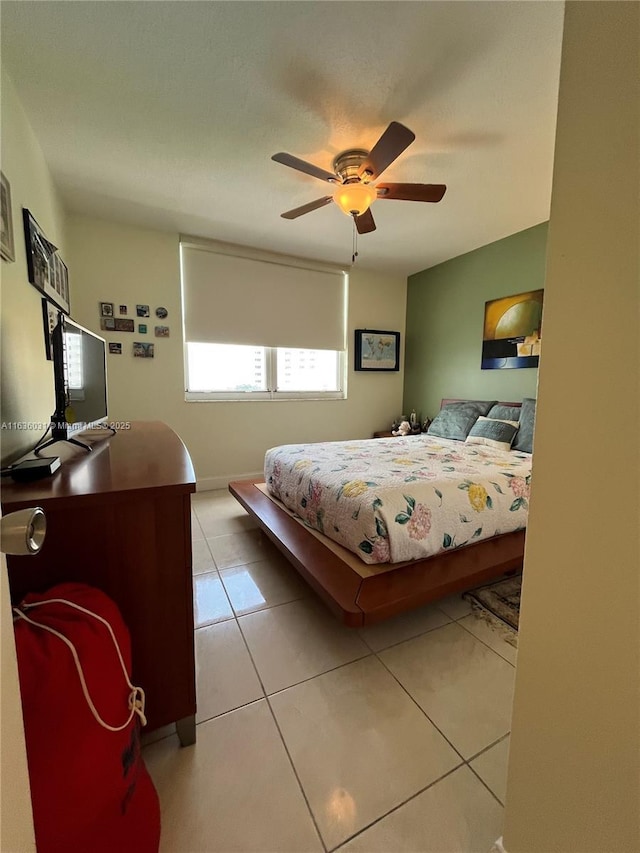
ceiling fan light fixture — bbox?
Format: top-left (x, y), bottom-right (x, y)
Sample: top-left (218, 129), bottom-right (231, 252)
top-left (332, 182), bottom-right (377, 217)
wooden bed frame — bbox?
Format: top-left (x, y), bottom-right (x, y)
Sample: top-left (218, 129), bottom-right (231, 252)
top-left (229, 400), bottom-right (526, 627)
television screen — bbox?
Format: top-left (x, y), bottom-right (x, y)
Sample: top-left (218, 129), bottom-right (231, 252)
top-left (52, 315), bottom-right (108, 435)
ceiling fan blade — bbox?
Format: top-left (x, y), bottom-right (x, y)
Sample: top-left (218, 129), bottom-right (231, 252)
top-left (272, 152), bottom-right (339, 183)
top-left (280, 196), bottom-right (333, 219)
top-left (376, 183), bottom-right (447, 202)
top-left (358, 122), bottom-right (416, 180)
top-left (355, 209), bottom-right (376, 234)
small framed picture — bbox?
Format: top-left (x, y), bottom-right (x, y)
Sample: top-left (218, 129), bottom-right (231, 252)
top-left (138, 323), bottom-right (147, 334)
top-left (100, 317), bottom-right (116, 331)
top-left (155, 306), bottom-right (168, 319)
top-left (119, 304), bottom-right (128, 315)
top-left (133, 341), bottom-right (154, 358)
top-left (136, 304), bottom-right (150, 317)
top-left (41, 298), bottom-right (60, 360)
top-left (115, 318), bottom-right (134, 332)
top-left (0, 172), bottom-right (15, 262)
top-left (23, 209), bottom-right (69, 314)
top-left (354, 329), bottom-right (401, 372)
top-left (109, 342), bottom-right (122, 355)
top-left (100, 302), bottom-right (114, 317)
top-left (154, 325), bottom-right (170, 337)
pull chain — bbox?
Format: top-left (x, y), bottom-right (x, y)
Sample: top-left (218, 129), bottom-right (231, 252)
top-left (352, 216), bottom-right (358, 264)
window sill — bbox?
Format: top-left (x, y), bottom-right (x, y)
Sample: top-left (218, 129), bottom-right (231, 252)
top-left (185, 391), bottom-right (346, 403)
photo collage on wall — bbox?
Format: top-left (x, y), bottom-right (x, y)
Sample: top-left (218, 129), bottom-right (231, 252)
top-left (99, 302), bottom-right (170, 359)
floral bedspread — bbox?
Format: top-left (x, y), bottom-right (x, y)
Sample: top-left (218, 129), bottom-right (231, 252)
top-left (264, 435), bottom-right (532, 564)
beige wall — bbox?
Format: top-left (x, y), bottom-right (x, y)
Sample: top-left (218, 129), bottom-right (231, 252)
top-left (67, 214), bottom-right (407, 486)
top-left (503, 3), bottom-right (639, 852)
top-left (0, 68), bottom-right (68, 463)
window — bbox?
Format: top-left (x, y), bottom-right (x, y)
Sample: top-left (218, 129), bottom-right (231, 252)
top-left (185, 343), bottom-right (344, 400)
top-left (181, 238), bottom-right (347, 402)
top-left (65, 330), bottom-right (85, 400)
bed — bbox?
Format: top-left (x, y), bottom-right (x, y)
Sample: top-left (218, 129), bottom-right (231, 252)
top-left (229, 399), bottom-right (531, 626)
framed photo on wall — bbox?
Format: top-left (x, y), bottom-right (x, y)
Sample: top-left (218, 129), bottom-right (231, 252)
top-left (1, 171), bottom-right (15, 262)
top-left (41, 298), bottom-right (61, 360)
top-left (23, 208), bottom-right (70, 314)
top-left (354, 329), bottom-right (401, 372)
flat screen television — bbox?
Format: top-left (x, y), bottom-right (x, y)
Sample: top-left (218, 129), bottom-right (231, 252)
top-left (39, 314), bottom-right (109, 453)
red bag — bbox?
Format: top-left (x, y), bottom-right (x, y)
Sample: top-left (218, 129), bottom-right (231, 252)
top-left (13, 583), bottom-right (161, 853)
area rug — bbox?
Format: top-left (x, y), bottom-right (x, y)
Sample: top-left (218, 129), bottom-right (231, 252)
top-left (464, 575), bottom-right (522, 631)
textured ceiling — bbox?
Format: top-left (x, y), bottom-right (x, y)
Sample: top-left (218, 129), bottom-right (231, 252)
top-left (1, 1), bottom-right (564, 275)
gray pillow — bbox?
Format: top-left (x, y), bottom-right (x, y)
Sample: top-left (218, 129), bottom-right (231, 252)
top-left (487, 404), bottom-right (521, 422)
top-left (427, 400), bottom-right (498, 441)
top-left (466, 416), bottom-right (520, 451)
top-left (512, 397), bottom-right (536, 453)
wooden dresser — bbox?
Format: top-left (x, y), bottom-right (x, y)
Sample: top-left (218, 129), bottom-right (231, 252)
top-left (2, 422), bottom-right (197, 746)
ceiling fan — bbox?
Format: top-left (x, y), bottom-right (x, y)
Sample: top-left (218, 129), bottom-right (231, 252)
top-left (272, 122), bottom-right (446, 234)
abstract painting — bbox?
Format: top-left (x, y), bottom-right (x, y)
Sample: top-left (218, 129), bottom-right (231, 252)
top-left (481, 290), bottom-right (543, 370)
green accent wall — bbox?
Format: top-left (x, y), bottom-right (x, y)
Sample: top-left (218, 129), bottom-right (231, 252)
top-left (403, 222), bottom-right (548, 421)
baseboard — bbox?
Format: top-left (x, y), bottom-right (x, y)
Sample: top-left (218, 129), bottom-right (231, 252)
top-left (490, 838), bottom-right (508, 853)
top-left (196, 472), bottom-right (263, 492)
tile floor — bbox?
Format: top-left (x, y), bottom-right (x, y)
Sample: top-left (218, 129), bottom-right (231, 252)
top-left (144, 489), bottom-right (518, 853)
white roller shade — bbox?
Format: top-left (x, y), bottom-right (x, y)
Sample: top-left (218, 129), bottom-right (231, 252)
top-left (181, 243), bottom-right (347, 351)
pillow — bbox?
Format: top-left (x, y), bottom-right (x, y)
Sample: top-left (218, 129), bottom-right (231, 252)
top-left (427, 400), bottom-right (498, 441)
top-left (512, 397), bottom-right (536, 453)
top-left (465, 416), bottom-right (520, 451)
top-left (487, 404), bottom-right (521, 422)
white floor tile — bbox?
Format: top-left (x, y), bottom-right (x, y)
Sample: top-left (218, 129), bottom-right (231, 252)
top-left (470, 737), bottom-right (510, 805)
top-left (145, 701), bottom-right (323, 853)
top-left (194, 489), bottom-right (257, 531)
top-left (141, 723), bottom-right (175, 747)
top-left (193, 570), bottom-right (234, 627)
top-left (191, 538), bottom-right (216, 575)
top-left (459, 610), bottom-right (518, 666)
top-left (196, 503), bottom-right (257, 538)
top-left (208, 528), bottom-right (278, 570)
top-left (436, 591), bottom-right (474, 620)
top-left (239, 597), bottom-right (369, 694)
top-left (339, 766), bottom-right (503, 853)
top-left (271, 656), bottom-right (460, 850)
top-left (191, 511), bottom-right (205, 541)
top-left (358, 602), bottom-right (451, 652)
top-left (220, 553), bottom-right (309, 616)
top-left (195, 620), bottom-right (263, 722)
top-left (380, 622), bottom-right (515, 758)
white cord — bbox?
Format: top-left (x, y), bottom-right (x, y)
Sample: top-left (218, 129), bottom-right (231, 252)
top-left (13, 597), bottom-right (147, 732)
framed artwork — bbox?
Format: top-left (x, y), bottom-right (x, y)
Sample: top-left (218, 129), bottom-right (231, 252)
top-left (1, 172), bottom-right (15, 262)
top-left (23, 209), bottom-right (70, 314)
top-left (354, 329), bottom-right (401, 372)
top-left (100, 302), bottom-right (114, 317)
top-left (100, 318), bottom-right (116, 331)
top-left (136, 304), bottom-right (150, 317)
top-left (133, 342), bottom-right (154, 358)
top-left (109, 343), bottom-right (122, 355)
top-left (115, 318), bottom-right (134, 332)
top-left (138, 324), bottom-right (147, 334)
top-left (41, 298), bottom-right (60, 360)
top-left (481, 289), bottom-right (544, 370)
top-left (154, 325), bottom-right (169, 337)
top-left (119, 304), bottom-right (128, 315)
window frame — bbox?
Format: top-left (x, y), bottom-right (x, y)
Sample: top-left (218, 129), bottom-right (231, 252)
top-left (184, 344), bottom-right (347, 402)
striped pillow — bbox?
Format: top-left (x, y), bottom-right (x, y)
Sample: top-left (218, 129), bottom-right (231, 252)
top-left (465, 416), bottom-right (520, 451)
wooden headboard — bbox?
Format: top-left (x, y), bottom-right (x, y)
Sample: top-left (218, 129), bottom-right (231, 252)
top-left (440, 398), bottom-right (522, 409)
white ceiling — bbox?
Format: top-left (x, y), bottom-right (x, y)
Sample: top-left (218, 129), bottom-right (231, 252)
top-left (1, 1), bottom-right (564, 275)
